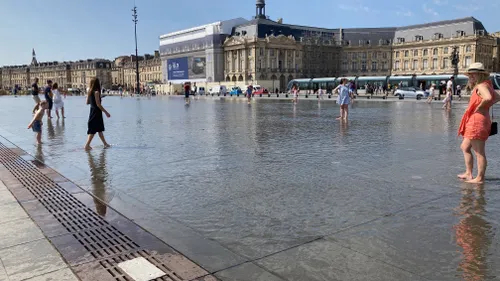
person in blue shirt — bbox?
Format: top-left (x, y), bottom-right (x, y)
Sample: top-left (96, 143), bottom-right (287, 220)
top-left (44, 80), bottom-right (54, 119)
top-left (246, 85), bottom-right (253, 104)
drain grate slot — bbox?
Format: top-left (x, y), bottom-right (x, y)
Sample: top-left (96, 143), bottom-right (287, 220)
top-left (73, 226), bottom-right (139, 259)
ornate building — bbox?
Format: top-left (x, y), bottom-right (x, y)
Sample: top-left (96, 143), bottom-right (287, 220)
top-left (69, 59), bottom-right (112, 90)
top-left (120, 51), bottom-right (162, 90)
top-left (391, 18), bottom-right (497, 76)
top-left (223, 35), bottom-right (302, 90)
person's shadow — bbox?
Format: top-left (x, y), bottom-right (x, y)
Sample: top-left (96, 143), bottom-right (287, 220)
top-left (87, 149), bottom-right (111, 217)
top-left (454, 184), bottom-right (493, 280)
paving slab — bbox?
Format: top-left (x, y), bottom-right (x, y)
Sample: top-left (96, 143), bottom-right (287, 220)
top-left (215, 262), bottom-right (285, 281)
top-left (0, 202), bottom-right (28, 224)
top-left (0, 218), bottom-right (44, 250)
top-left (23, 268), bottom-right (79, 281)
top-left (256, 238), bottom-right (428, 281)
top-left (0, 182), bottom-right (17, 205)
top-left (0, 260), bottom-right (7, 281)
top-left (0, 239), bottom-right (67, 281)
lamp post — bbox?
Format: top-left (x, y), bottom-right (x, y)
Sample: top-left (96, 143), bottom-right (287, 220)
top-left (451, 46), bottom-right (460, 95)
top-left (132, 6), bottom-right (140, 95)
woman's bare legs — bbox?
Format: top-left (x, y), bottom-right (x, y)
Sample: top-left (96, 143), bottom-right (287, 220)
top-left (458, 138), bottom-right (473, 180)
top-left (98, 132), bottom-right (110, 148)
top-left (336, 105), bottom-right (344, 120)
top-left (61, 107), bottom-right (65, 118)
top-left (55, 109), bottom-right (60, 119)
top-left (343, 105), bottom-right (349, 121)
top-left (466, 139), bottom-right (487, 183)
top-left (84, 134), bottom-right (95, 150)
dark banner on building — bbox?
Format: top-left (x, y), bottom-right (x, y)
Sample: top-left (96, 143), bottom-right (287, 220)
top-left (167, 56), bottom-right (206, 80)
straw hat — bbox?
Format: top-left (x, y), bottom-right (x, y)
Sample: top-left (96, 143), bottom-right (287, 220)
top-left (466, 62), bottom-right (489, 74)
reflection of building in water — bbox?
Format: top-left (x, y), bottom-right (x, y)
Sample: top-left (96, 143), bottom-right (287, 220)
top-left (87, 150), bottom-right (111, 217)
top-left (454, 185), bottom-right (492, 281)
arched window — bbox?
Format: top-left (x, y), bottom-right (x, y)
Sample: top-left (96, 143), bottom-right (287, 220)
top-left (423, 49), bottom-right (428, 56)
top-left (404, 51), bottom-right (409, 57)
top-left (433, 48), bottom-right (438, 55)
top-left (444, 47), bottom-right (449, 54)
top-left (466, 45), bottom-right (472, 52)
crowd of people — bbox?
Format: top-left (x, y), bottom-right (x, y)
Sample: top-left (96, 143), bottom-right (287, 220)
top-left (28, 77), bottom-right (110, 150)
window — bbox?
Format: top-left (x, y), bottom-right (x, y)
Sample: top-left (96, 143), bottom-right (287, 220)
top-left (259, 48), bottom-right (264, 55)
top-left (404, 50), bottom-right (409, 57)
top-left (414, 50), bottom-right (418, 56)
top-left (351, 62), bottom-right (358, 70)
top-left (382, 62), bottom-right (388, 70)
top-left (342, 61), bottom-right (348, 71)
top-left (352, 53), bottom-right (358, 59)
top-left (403, 61), bottom-right (409, 70)
top-left (412, 60), bottom-right (418, 70)
top-left (362, 52), bottom-right (367, 59)
top-left (371, 61), bottom-right (377, 71)
top-left (423, 59), bottom-right (428, 69)
top-left (444, 47), bottom-right (449, 54)
top-left (432, 58), bottom-right (438, 69)
top-left (395, 51), bottom-right (400, 58)
top-left (465, 56), bottom-right (472, 67)
top-left (433, 48), bottom-right (438, 55)
top-left (270, 49), bottom-right (274, 56)
top-left (383, 52), bottom-right (388, 59)
top-left (466, 45), bottom-right (472, 52)
top-left (443, 58), bottom-right (449, 68)
top-left (394, 61), bottom-right (400, 70)
top-left (361, 61), bottom-right (367, 71)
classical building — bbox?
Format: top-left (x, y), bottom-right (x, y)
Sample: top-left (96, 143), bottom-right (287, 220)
top-left (159, 18), bottom-right (248, 85)
top-left (122, 51), bottom-right (162, 89)
top-left (391, 17), bottom-right (499, 76)
top-left (0, 50), bottom-right (113, 90)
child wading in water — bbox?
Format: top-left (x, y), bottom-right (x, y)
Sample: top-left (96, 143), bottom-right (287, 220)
top-left (442, 88), bottom-right (452, 110)
top-left (52, 83), bottom-right (65, 118)
top-left (28, 101), bottom-right (49, 144)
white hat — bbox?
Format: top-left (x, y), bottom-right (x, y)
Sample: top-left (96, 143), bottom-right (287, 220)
top-left (466, 62), bottom-right (489, 74)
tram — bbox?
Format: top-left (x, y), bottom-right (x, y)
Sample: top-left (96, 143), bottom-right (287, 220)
top-left (287, 73), bottom-right (500, 94)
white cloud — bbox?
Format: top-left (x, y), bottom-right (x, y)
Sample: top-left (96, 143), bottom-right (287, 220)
top-left (454, 4), bottom-right (481, 11)
top-left (338, 2), bottom-right (376, 13)
top-left (423, 3), bottom-right (439, 16)
top-left (433, 0), bottom-right (448, 5)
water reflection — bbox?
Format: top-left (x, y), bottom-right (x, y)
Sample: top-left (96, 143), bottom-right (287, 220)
top-left (55, 119), bottom-right (65, 136)
top-left (35, 144), bottom-right (44, 163)
top-left (454, 184), bottom-right (493, 281)
top-left (46, 119), bottom-right (55, 140)
top-left (87, 150), bottom-right (111, 217)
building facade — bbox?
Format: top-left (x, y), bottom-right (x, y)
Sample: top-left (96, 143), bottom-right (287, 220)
top-left (391, 18), bottom-right (497, 76)
top-left (159, 18), bottom-right (249, 85)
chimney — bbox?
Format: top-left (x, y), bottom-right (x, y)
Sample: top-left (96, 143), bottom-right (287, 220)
top-left (154, 50), bottom-right (160, 58)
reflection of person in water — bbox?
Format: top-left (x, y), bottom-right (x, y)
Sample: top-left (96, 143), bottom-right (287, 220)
top-left (46, 119), bottom-right (55, 140)
top-left (454, 184), bottom-right (492, 281)
top-left (87, 150), bottom-right (109, 217)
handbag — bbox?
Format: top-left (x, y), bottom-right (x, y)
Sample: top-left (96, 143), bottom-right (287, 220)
top-left (490, 105), bottom-right (497, 136)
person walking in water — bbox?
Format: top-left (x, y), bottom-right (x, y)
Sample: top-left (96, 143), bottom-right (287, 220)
top-left (32, 78), bottom-right (41, 104)
top-left (44, 80), bottom-right (54, 119)
top-left (426, 83), bottom-right (436, 104)
top-left (184, 82), bottom-right (191, 105)
top-left (336, 78), bottom-right (351, 121)
top-left (458, 63), bottom-right (499, 184)
top-left (246, 85), bottom-right (253, 104)
top-left (84, 78), bottom-right (111, 150)
top-left (52, 83), bottom-right (65, 118)
top-left (442, 87), bottom-right (452, 110)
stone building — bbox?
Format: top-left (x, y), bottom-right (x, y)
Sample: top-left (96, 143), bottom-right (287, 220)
top-left (1, 65), bottom-right (29, 90)
top-left (391, 17), bottom-right (498, 76)
top-left (69, 59), bottom-right (112, 90)
top-left (121, 51), bottom-right (162, 90)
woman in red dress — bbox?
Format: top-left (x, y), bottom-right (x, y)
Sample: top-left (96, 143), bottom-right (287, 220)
top-left (458, 63), bottom-right (498, 183)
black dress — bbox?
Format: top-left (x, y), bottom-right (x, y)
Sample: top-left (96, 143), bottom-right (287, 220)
top-left (87, 91), bottom-right (105, 135)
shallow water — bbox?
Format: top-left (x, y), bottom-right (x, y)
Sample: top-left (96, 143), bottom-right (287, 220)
top-left (1, 95), bottom-right (500, 280)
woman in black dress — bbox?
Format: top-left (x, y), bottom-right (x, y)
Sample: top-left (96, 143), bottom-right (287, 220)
top-left (84, 78), bottom-right (111, 150)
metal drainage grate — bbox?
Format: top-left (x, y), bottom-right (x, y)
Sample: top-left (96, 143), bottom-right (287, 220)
top-left (0, 144), bottom-right (208, 281)
top-left (100, 250), bottom-right (186, 281)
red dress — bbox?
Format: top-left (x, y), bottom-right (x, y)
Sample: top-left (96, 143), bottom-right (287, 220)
top-left (458, 81), bottom-right (495, 141)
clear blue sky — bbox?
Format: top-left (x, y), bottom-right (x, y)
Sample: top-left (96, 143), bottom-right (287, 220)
top-left (1, 0), bottom-right (498, 66)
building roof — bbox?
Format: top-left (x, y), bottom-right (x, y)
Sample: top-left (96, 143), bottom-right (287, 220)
top-left (396, 16), bottom-right (486, 32)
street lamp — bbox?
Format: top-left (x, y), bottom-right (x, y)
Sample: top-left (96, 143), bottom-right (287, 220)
top-left (132, 6), bottom-right (140, 95)
top-left (451, 46), bottom-right (460, 94)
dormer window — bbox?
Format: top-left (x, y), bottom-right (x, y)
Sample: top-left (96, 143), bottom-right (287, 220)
top-left (397, 37), bottom-right (405, 43)
top-left (456, 30), bottom-right (466, 37)
top-left (415, 35), bottom-right (424, 41)
top-left (434, 33), bottom-right (443, 39)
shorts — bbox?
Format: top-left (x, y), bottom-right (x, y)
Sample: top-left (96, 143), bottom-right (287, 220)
top-left (32, 95), bottom-right (41, 103)
top-left (32, 120), bottom-right (42, 133)
top-left (184, 91), bottom-right (190, 98)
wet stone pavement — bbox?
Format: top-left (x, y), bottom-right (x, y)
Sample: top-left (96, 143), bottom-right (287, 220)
top-left (1, 95), bottom-right (500, 280)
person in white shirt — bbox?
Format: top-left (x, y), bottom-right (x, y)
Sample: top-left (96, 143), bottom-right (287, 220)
top-left (427, 84), bottom-right (436, 103)
top-left (52, 83), bottom-right (65, 118)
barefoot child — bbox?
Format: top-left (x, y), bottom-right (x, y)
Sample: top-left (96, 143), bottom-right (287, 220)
top-left (28, 101), bottom-right (48, 144)
top-left (52, 83), bottom-right (65, 118)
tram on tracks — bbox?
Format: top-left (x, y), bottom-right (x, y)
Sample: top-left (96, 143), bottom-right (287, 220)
top-left (287, 73), bottom-right (500, 94)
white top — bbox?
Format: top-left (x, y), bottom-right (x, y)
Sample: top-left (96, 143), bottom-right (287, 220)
top-left (429, 86), bottom-right (435, 95)
top-left (53, 89), bottom-right (63, 103)
top-left (447, 80), bottom-right (453, 90)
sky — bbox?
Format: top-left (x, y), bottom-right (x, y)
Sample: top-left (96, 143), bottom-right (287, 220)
top-left (0, 0), bottom-right (499, 66)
